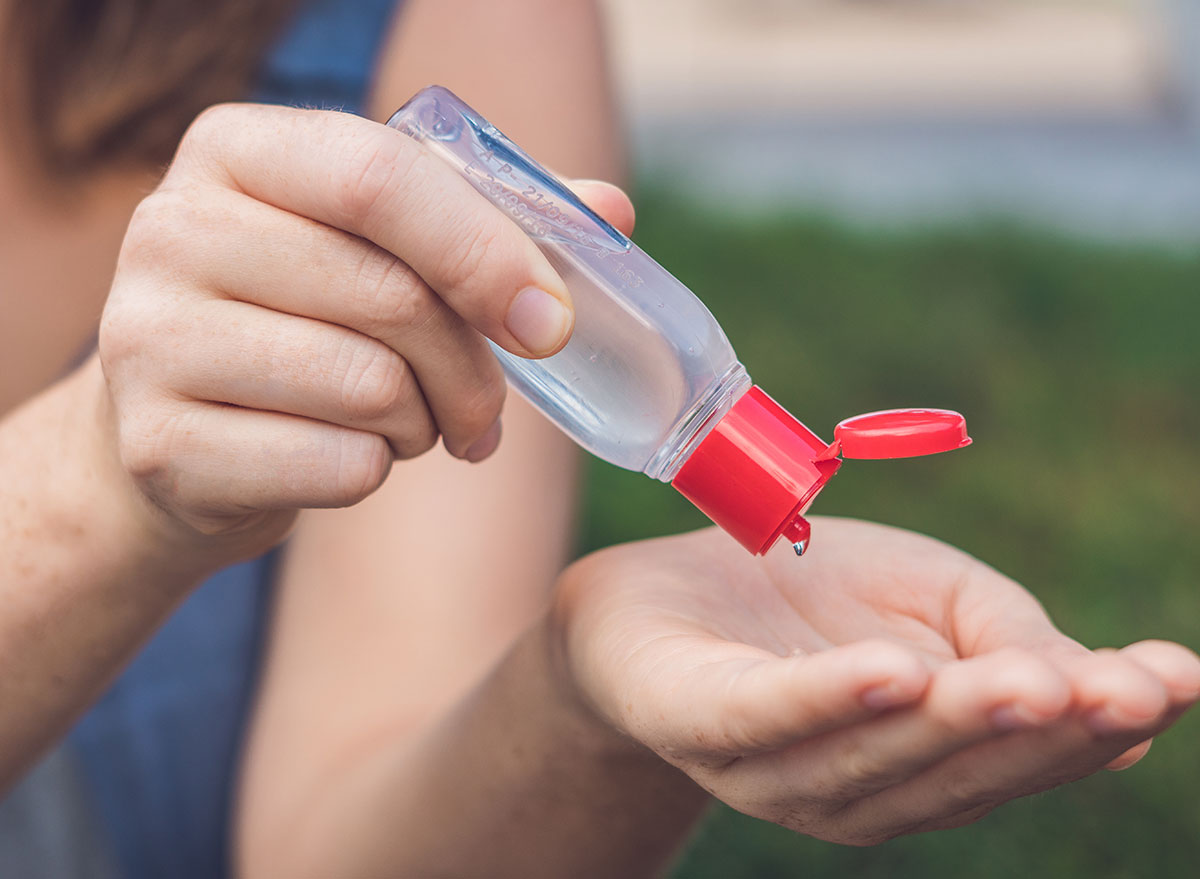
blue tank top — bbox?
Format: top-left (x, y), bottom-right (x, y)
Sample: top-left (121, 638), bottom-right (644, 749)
top-left (0, 2), bottom-right (401, 877)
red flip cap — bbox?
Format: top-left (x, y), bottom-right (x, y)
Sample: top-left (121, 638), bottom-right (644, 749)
top-left (672, 388), bottom-right (971, 556)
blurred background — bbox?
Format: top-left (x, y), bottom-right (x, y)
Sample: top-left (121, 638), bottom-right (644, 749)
top-left (580, 1), bottom-right (1200, 876)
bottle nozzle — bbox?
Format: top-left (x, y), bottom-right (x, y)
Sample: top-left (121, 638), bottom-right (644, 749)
top-left (782, 515), bottom-right (812, 557)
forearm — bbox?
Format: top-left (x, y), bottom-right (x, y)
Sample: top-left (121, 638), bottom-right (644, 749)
top-left (243, 618), bottom-right (709, 879)
top-left (0, 358), bottom-right (215, 787)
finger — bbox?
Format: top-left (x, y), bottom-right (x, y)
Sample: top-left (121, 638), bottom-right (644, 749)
top-left (149, 299), bottom-right (439, 460)
top-left (171, 105), bottom-right (573, 358)
top-left (1105, 738), bottom-right (1153, 771)
top-left (568, 180), bottom-right (636, 237)
top-left (138, 189), bottom-right (504, 458)
top-left (1116, 640), bottom-right (1200, 707)
top-left (1098, 641), bottom-right (1200, 770)
top-left (647, 639), bottom-right (930, 759)
top-left (1061, 649), bottom-right (1171, 734)
top-left (925, 557), bottom-right (1090, 662)
top-left (836, 703), bottom-right (1183, 842)
top-left (833, 648), bottom-right (1191, 838)
top-left (118, 398), bottom-right (392, 527)
top-left (722, 648), bottom-right (1071, 804)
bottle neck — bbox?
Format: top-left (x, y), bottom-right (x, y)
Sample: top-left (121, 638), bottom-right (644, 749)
top-left (643, 364), bottom-right (752, 482)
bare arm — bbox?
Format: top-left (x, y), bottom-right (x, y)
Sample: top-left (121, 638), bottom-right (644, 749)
top-left (234, 1), bottom-right (709, 876)
top-left (0, 362), bottom-right (217, 789)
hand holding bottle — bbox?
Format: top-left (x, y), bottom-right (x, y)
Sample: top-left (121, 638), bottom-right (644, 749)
top-left (97, 103), bottom-right (632, 549)
top-left (547, 521), bottom-right (1200, 845)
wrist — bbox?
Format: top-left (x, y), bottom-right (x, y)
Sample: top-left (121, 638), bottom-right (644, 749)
top-left (519, 615), bottom-right (712, 860)
top-left (535, 603), bottom-right (710, 818)
top-left (530, 611), bottom-right (653, 761)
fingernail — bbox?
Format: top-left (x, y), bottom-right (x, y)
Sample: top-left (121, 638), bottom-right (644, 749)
top-left (505, 287), bottom-right (572, 356)
top-left (862, 682), bottom-right (914, 710)
top-left (463, 420), bottom-right (502, 463)
top-left (990, 703), bottom-right (1044, 731)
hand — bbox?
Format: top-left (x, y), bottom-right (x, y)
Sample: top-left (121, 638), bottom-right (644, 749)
top-left (550, 519), bottom-right (1200, 846)
top-left (98, 103), bottom-right (632, 550)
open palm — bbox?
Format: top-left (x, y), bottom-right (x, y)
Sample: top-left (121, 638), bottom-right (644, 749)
top-left (554, 518), bottom-right (1200, 845)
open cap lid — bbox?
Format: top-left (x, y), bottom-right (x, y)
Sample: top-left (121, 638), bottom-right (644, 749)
top-left (672, 393), bottom-right (972, 557)
top-left (818, 408), bottom-right (972, 461)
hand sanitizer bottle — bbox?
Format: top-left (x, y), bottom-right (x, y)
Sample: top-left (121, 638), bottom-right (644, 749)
top-left (387, 87), bottom-right (971, 556)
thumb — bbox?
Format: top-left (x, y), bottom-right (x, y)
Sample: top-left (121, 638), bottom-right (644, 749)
top-left (633, 639), bottom-right (930, 760)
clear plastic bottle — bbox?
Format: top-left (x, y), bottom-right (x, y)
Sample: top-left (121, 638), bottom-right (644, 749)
top-left (388, 86), bottom-right (749, 482)
top-left (387, 87), bottom-right (971, 555)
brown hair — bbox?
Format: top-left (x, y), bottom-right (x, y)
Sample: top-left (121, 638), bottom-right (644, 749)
top-left (3, 0), bottom-right (299, 179)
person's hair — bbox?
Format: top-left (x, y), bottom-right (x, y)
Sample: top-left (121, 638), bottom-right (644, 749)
top-left (3, 0), bottom-right (298, 179)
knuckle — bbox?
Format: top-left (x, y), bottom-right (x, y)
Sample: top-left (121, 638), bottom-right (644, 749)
top-left (330, 431), bottom-right (391, 506)
top-left (98, 289), bottom-right (165, 372)
top-left (939, 767), bottom-right (989, 813)
top-left (336, 339), bottom-right (408, 424)
top-left (352, 248), bottom-right (433, 335)
top-left (121, 193), bottom-right (172, 262)
top-left (117, 407), bottom-right (183, 489)
top-left (437, 215), bottom-right (507, 297)
top-left (123, 193), bottom-right (162, 247)
top-left (337, 131), bottom-right (415, 231)
top-left (184, 103), bottom-right (238, 144)
top-left (391, 416), bottom-right (439, 460)
top-left (97, 299), bottom-right (138, 368)
top-left (172, 103), bottom-right (241, 176)
top-left (828, 741), bottom-right (887, 797)
top-left (118, 428), bottom-right (162, 488)
top-left (449, 367), bottom-right (506, 441)
top-left (120, 188), bottom-right (202, 270)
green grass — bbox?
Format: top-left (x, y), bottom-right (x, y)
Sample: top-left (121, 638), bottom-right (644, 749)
top-left (576, 190), bottom-right (1200, 878)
